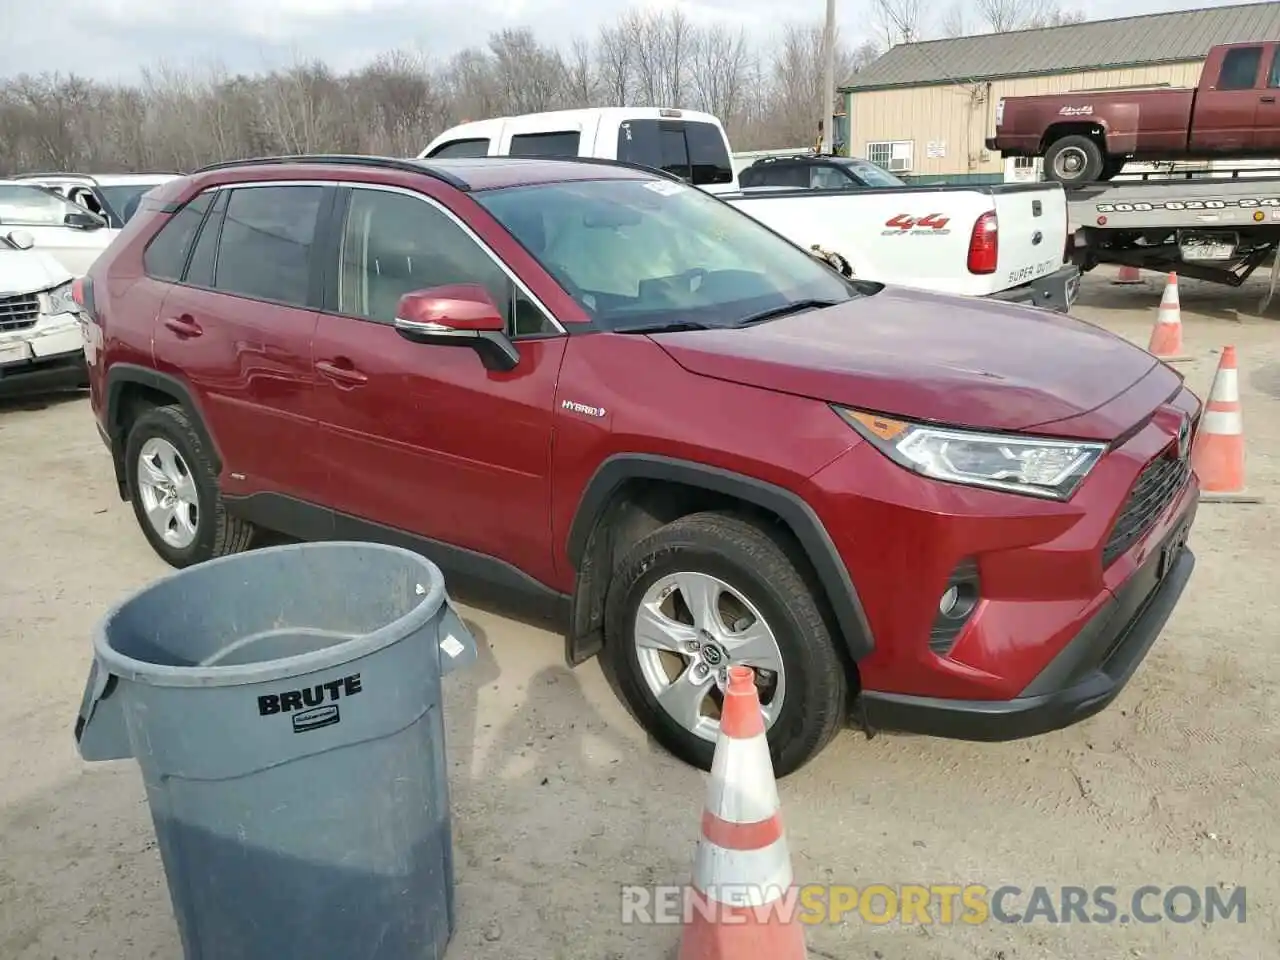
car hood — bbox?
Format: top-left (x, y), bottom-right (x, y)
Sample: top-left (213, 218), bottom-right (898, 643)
top-left (0, 247), bottom-right (71, 295)
top-left (649, 286), bottom-right (1172, 441)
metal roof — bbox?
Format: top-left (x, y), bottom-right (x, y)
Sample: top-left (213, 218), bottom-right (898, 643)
top-left (843, 1), bottom-right (1280, 92)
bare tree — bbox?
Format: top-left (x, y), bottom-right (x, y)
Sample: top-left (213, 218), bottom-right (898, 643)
top-left (974, 0), bottom-right (1082, 32)
top-left (596, 21), bottom-right (633, 107)
top-left (941, 3), bottom-right (968, 37)
top-left (873, 0), bottom-right (922, 47)
top-left (690, 25), bottom-right (751, 122)
top-left (564, 37), bottom-right (598, 107)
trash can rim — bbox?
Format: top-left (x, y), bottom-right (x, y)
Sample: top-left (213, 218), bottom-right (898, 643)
top-left (91, 541), bottom-right (449, 688)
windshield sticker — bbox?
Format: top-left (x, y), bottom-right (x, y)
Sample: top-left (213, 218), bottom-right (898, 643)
top-left (643, 180), bottom-right (683, 197)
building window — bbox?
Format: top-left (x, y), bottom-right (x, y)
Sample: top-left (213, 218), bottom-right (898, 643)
top-left (867, 140), bottom-right (914, 173)
top-left (1013, 157), bottom-right (1036, 169)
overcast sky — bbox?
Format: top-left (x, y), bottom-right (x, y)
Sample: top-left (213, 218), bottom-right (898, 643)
top-left (0, 0), bottom-right (1262, 83)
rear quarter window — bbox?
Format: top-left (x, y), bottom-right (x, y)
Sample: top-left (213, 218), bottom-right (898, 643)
top-left (508, 131), bottom-right (582, 157)
top-left (142, 191), bottom-right (214, 282)
top-left (428, 138), bottom-right (490, 158)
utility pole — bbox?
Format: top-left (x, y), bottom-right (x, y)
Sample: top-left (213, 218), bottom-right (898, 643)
top-left (820, 0), bottom-right (836, 154)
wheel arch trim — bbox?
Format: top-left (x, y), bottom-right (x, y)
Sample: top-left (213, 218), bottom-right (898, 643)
top-left (566, 453), bottom-right (875, 661)
top-left (105, 364), bottom-right (223, 493)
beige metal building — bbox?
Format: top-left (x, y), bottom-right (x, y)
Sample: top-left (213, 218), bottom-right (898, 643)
top-left (840, 1), bottom-right (1280, 184)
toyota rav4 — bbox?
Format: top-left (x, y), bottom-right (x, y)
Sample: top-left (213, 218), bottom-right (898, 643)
top-left (79, 154), bottom-right (1200, 776)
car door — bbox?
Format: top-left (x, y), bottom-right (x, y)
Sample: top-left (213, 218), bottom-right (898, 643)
top-left (0, 183), bottom-right (114, 275)
top-left (309, 184), bottom-right (567, 585)
top-left (150, 182), bottom-right (332, 504)
top-left (1256, 45), bottom-right (1280, 153)
top-left (1189, 44), bottom-right (1266, 152)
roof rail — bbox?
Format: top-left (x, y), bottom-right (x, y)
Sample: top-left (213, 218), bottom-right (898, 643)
top-left (13, 172), bottom-right (99, 183)
top-left (190, 154), bottom-right (470, 190)
top-left (479, 154), bottom-right (687, 183)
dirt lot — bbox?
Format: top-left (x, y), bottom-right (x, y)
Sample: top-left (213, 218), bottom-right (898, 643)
top-left (2, 271), bottom-right (1278, 960)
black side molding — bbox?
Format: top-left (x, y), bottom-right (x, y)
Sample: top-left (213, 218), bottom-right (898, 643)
top-left (566, 454), bottom-right (875, 661)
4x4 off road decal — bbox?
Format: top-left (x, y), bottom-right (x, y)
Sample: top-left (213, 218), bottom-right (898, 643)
top-left (1094, 197), bottom-right (1280, 214)
top-left (883, 213), bottom-right (951, 236)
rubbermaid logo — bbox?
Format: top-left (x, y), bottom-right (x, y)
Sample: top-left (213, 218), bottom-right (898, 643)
top-left (293, 705), bottom-right (340, 733)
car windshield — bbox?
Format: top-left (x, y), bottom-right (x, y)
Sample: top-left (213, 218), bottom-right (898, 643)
top-left (473, 177), bottom-right (863, 331)
top-left (99, 184), bottom-right (157, 223)
top-left (840, 159), bottom-right (906, 188)
top-left (0, 184), bottom-right (93, 227)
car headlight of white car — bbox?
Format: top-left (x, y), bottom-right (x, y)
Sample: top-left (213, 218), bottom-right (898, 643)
top-left (835, 406), bottom-right (1107, 500)
top-left (42, 281), bottom-right (79, 317)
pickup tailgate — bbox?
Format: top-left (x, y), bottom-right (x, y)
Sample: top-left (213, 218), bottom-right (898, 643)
top-left (988, 183), bottom-right (1069, 294)
top-left (724, 182), bottom-right (1069, 298)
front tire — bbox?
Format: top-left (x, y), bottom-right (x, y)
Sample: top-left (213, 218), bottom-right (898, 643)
top-left (124, 404), bottom-right (256, 568)
top-left (602, 511), bottom-right (848, 777)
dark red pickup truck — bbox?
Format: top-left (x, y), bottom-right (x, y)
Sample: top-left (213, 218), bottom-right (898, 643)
top-left (987, 41), bottom-right (1280, 184)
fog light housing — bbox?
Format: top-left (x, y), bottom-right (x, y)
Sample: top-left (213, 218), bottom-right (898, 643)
top-left (930, 558), bottom-right (981, 656)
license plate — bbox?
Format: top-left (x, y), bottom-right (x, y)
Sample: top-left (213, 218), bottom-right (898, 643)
top-left (1180, 242), bottom-right (1235, 261)
top-left (0, 341), bottom-right (31, 366)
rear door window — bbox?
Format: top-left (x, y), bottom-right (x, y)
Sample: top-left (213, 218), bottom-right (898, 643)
top-left (740, 164), bottom-right (808, 188)
top-left (508, 131), bottom-right (581, 157)
top-left (184, 190), bottom-right (230, 287)
top-left (428, 138), bottom-right (490, 158)
top-left (212, 185), bottom-right (325, 308)
top-left (617, 120), bottom-right (732, 186)
top-left (1219, 47), bottom-right (1263, 90)
top-left (142, 191), bottom-right (214, 282)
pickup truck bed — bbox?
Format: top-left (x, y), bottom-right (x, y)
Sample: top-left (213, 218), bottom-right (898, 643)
top-left (721, 181), bottom-right (1078, 312)
top-left (1067, 172), bottom-right (1280, 287)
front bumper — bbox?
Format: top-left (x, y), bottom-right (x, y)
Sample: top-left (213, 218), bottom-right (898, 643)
top-left (989, 262), bottom-right (1080, 314)
top-left (0, 313), bottom-right (87, 387)
top-left (861, 509), bottom-right (1195, 741)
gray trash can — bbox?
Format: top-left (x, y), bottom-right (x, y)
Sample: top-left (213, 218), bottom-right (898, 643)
top-left (73, 541), bottom-right (478, 960)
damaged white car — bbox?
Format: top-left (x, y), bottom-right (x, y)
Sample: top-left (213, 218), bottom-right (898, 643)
top-left (0, 228), bottom-right (87, 390)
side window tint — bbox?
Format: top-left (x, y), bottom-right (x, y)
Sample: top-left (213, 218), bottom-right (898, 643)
top-left (1219, 47), bottom-right (1263, 91)
top-left (659, 127), bottom-right (692, 180)
top-left (509, 131), bottom-right (581, 157)
top-left (336, 188), bottom-right (556, 337)
top-left (429, 138), bottom-right (490, 158)
top-left (142, 191), bottom-right (213, 281)
top-left (184, 190), bottom-right (229, 288)
top-left (810, 166), bottom-right (851, 190)
top-left (214, 185), bottom-right (324, 307)
top-left (617, 120), bottom-right (662, 168)
top-left (683, 121), bottom-right (733, 185)
top-left (1269, 50), bottom-right (1280, 89)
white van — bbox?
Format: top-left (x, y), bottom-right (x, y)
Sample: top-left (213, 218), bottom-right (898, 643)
top-left (418, 107), bottom-right (740, 194)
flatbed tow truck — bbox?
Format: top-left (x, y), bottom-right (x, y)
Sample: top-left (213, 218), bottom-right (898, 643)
top-left (1066, 165), bottom-right (1280, 308)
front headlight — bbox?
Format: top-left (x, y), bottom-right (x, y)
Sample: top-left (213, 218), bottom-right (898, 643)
top-left (43, 281), bottom-right (79, 316)
top-left (835, 406), bottom-right (1107, 500)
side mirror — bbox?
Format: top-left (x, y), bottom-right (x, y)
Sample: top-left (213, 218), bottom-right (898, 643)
top-left (5, 229), bottom-right (35, 250)
top-left (65, 210), bottom-right (106, 230)
top-left (392, 283), bottom-right (519, 372)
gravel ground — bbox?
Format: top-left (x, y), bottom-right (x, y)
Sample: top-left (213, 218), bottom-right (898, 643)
top-left (1, 270), bottom-right (1277, 960)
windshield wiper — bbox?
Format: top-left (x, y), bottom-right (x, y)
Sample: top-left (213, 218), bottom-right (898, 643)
top-left (734, 299), bottom-right (843, 327)
top-left (613, 320), bottom-right (715, 334)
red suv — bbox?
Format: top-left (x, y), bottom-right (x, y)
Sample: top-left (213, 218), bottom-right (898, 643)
top-left (80, 154), bottom-right (1200, 776)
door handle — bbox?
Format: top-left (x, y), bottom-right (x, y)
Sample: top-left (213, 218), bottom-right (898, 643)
top-left (316, 359), bottom-right (368, 386)
top-left (163, 314), bottom-right (202, 337)
top-left (1262, 96), bottom-right (1277, 103)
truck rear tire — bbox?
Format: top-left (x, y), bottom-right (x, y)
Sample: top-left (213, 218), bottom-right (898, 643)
top-left (1045, 135), bottom-right (1105, 185)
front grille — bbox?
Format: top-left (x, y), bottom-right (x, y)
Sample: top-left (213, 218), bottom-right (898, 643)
top-left (1101, 448), bottom-right (1190, 567)
top-left (0, 293), bottom-right (40, 332)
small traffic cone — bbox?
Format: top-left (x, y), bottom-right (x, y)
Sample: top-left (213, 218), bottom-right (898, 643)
top-left (1147, 273), bottom-right (1194, 362)
top-left (677, 666), bottom-right (807, 960)
top-left (1192, 346), bottom-right (1263, 503)
top-left (1113, 264), bottom-right (1143, 284)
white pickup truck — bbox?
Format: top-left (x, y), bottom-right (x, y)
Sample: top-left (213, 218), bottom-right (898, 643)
top-left (420, 107), bottom-right (1080, 312)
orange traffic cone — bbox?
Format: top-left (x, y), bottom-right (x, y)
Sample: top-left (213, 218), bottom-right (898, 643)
top-left (1192, 346), bottom-right (1263, 503)
top-left (677, 666), bottom-right (807, 960)
top-left (1147, 273), bottom-right (1193, 362)
top-left (1113, 264), bottom-right (1143, 285)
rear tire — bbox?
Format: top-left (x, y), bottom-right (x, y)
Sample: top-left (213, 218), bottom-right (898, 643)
top-left (124, 404), bottom-right (257, 568)
top-left (601, 511), bottom-right (848, 777)
top-left (1045, 135), bottom-right (1105, 185)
